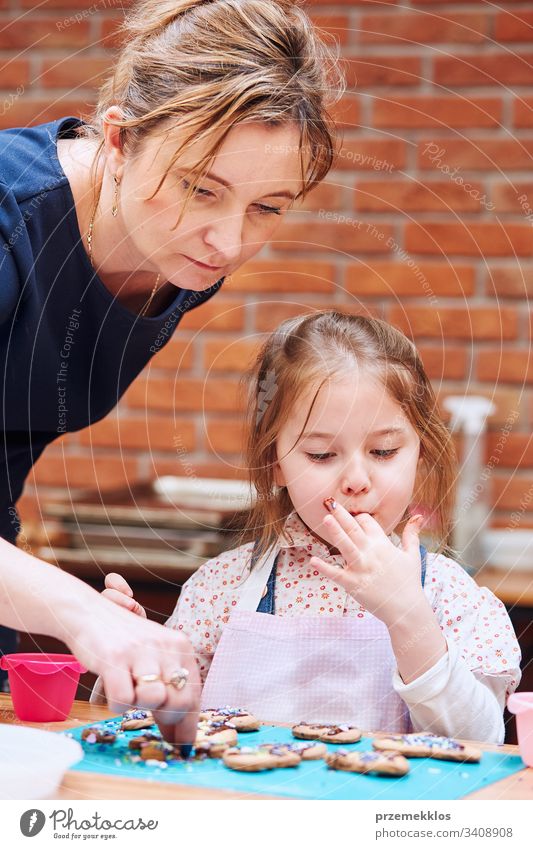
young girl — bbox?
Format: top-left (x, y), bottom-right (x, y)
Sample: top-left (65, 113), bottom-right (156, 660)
top-left (101, 311), bottom-right (521, 742)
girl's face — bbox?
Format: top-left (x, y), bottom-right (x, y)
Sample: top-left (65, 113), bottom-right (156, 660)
top-left (108, 119), bottom-right (303, 290)
top-left (274, 371), bottom-right (421, 547)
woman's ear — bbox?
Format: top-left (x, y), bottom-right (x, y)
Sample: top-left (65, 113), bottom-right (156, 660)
top-left (102, 106), bottom-right (127, 177)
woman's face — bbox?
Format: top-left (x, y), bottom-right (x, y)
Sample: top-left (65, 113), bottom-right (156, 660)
top-left (108, 118), bottom-right (304, 290)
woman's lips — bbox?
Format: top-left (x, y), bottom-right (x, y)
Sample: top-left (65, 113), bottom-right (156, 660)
top-left (184, 255), bottom-right (223, 271)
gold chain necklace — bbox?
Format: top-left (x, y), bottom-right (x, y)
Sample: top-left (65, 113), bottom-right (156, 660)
top-left (86, 178), bottom-right (161, 317)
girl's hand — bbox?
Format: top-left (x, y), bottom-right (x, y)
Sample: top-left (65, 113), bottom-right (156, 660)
top-left (102, 572), bottom-right (147, 618)
top-left (309, 502), bottom-right (426, 628)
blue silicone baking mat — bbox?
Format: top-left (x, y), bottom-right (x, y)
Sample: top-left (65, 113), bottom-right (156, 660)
top-left (63, 720), bottom-right (525, 800)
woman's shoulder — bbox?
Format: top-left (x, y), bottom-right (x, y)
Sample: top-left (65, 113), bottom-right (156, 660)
top-left (0, 116), bottom-right (80, 202)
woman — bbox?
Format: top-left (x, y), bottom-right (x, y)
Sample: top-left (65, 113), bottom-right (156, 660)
top-left (0, 0), bottom-right (343, 732)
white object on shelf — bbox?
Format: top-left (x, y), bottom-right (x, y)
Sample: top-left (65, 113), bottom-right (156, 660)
top-left (153, 476), bottom-right (255, 511)
top-left (443, 395), bottom-right (496, 571)
top-left (482, 529), bottom-right (533, 572)
top-left (0, 725), bottom-right (82, 799)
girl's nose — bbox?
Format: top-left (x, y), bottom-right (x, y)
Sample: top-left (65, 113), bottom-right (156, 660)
top-left (340, 459), bottom-right (371, 496)
top-left (203, 213), bottom-right (243, 264)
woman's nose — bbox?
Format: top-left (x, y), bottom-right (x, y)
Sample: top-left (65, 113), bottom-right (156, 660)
top-left (203, 213), bottom-right (243, 264)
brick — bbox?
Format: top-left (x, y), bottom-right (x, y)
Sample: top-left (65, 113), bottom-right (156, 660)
top-left (389, 306), bottom-right (519, 340)
top-left (124, 378), bottom-right (244, 413)
top-left (418, 138), bottom-right (533, 171)
top-left (434, 53), bottom-right (533, 87)
top-left (491, 476), bottom-right (533, 512)
top-left (359, 13), bottom-right (489, 44)
top-left (372, 96), bottom-right (502, 129)
top-left (495, 11), bottom-right (533, 41)
top-left (150, 337), bottom-right (194, 371)
top-left (486, 434), bottom-right (533, 469)
top-left (0, 99), bottom-right (92, 130)
top-left (204, 338), bottom-right (262, 372)
top-left (40, 57), bottom-right (112, 89)
top-left (335, 139), bottom-right (406, 172)
top-left (178, 298), bottom-right (245, 331)
top-left (149, 459), bottom-right (247, 481)
top-left (344, 55), bottom-right (421, 87)
top-left (271, 219), bottom-right (394, 254)
top-left (477, 350), bottom-right (533, 384)
top-left (344, 261), bottom-right (475, 298)
top-left (0, 18), bottom-right (91, 49)
top-left (0, 60), bottom-right (30, 90)
top-left (231, 259), bottom-right (335, 293)
top-left (513, 96), bottom-right (533, 128)
top-left (311, 14), bottom-right (350, 46)
top-left (299, 181), bottom-right (344, 213)
top-left (417, 345), bottom-right (467, 381)
top-left (355, 180), bottom-right (485, 213)
top-left (78, 414), bottom-right (196, 453)
top-left (100, 17), bottom-right (126, 50)
top-left (491, 182), bottom-right (533, 214)
top-left (330, 95), bottom-right (360, 130)
top-left (30, 453), bottom-right (138, 490)
top-left (205, 418), bottom-right (247, 454)
top-left (485, 266), bottom-right (533, 299)
top-left (405, 222), bottom-right (533, 257)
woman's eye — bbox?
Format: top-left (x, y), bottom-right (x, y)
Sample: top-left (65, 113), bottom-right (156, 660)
top-left (306, 452), bottom-right (335, 462)
top-left (371, 448), bottom-right (399, 459)
top-left (254, 203), bottom-right (282, 216)
top-left (181, 179), bottom-right (215, 198)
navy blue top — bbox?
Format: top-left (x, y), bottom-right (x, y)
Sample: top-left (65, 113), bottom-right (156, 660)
top-left (0, 116), bottom-right (223, 542)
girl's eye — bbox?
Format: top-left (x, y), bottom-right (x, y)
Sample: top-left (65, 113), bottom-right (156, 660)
top-left (306, 452), bottom-right (336, 462)
top-left (371, 448), bottom-right (399, 459)
top-left (181, 179), bottom-right (215, 199)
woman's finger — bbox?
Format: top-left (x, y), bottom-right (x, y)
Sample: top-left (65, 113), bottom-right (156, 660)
top-left (104, 572), bottom-right (133, 596)
top-left (101, 588), bottom-right (147, 617)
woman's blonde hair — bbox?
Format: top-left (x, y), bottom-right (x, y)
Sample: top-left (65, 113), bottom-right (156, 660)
top-left (238, 311), bottom-right (457, 561)
top-left (80, 0), bottom-right (345, 216)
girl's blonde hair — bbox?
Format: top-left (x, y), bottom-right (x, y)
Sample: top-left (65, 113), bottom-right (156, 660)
top-left (239, 311), bottom-right (457, 560)
top-left (79, 0), bottom-right (345, 217)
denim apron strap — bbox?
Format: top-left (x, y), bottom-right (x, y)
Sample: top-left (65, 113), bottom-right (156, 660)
top-left (256, 542), bottom-right (428, 615)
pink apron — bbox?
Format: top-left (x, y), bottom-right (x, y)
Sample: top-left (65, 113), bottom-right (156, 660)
top-left (201, 543), bottom-right (414, 731)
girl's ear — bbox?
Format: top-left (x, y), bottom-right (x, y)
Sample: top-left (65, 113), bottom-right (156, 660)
top-left (273, 459), bottom-right (286, 488)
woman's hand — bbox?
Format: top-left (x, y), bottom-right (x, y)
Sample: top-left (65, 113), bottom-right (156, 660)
top-left (309, 502), bottom-right (426, 628)
top-left (64, 584), bottom-right (200, 751)
top-left (102, 572), bottom-right (147, 618)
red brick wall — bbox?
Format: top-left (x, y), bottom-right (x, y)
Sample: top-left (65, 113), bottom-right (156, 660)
top-left (1, 0), bottom-right (532, 531)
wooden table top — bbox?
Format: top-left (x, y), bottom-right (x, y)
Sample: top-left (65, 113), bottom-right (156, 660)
top-left (1, 695), bottom-right (531, 800)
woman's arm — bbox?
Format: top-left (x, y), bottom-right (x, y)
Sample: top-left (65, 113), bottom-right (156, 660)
top-left (0, 536), bottom-right (200, 745)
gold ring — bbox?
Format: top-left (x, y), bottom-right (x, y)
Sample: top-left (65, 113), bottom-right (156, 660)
top-left (133, 673), bottom-right (162, 685)
top-left (166, 668), bottom-right (189, 690)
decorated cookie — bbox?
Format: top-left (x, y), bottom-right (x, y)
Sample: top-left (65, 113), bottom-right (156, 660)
top-left (326, 749), bottom-right (409, 777)
top-left (284, 741), bottom-right (327, 760)
top-left (195, 720), bottom-right (238, 751)
top-left (292, 722), bottom-right (362, 743)
top-left (372, 733), bottom-right (482, 763)
top-left (199, 706), bottom-right (260, 732)
top-left (223, 745), bottom-right (300, 772)
top-left (81, 725), bottom-right (116, 745)
top-left (292, 722), bottom-right (331, 740)
top-left (139, 740), bottom-right (180, 762)
top-left (128, 731), bottom-right (163, 750)
top-left (121, 708), bottom-right (155, 731)
top-left (317, 725), bottom-right (363, 744)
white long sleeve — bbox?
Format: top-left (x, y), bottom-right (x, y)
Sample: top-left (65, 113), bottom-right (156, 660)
top-left (392, 639), bottom-right (507, 743)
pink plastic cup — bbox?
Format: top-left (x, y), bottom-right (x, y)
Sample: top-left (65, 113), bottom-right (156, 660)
top-left (0, 653), bottom-right (86, 722)
top-left (507, 692), bottom-right (533, 767)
